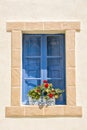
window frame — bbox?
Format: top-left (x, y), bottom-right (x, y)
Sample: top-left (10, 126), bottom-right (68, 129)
top-left (5, 22), bottom-right (82, 117)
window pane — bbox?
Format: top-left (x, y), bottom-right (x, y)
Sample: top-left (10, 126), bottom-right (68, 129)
top-left (47, 36), bottom-right (61, 56)
top-left (25, 79), bottom-right (41, 90)
top-left (24, 58), bottom-right (41, 78)
top-left (47, 58), bottom-right (62, 78)
top-left (48, 79), bottom-right (63, 89)
top-left (24, 35), bottom-right (41, 56)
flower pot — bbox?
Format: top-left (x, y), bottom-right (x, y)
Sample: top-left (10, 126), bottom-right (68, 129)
top-left (29, 96), bottom-right (55, 105)
top-left (38, 96), bottom-right (46, 105)
top-left (29, 96), bottom-right (46, 105)
top-left (28, 97), bottom-right (40, 105)
top-left (46, 97), bottom-right (55, 105)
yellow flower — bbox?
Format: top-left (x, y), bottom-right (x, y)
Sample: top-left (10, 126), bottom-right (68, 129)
top-left (49, 83), bottom-right (52, 87)
top-left (52, 88), bottom-right (55, 92)
top-left (46, 89), bottom-right (50, 93)
top-left (55, 95), bottom-right (59, 99)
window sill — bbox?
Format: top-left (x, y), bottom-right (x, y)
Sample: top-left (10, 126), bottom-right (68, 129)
top-left (5, 105), bottom-right (82, 117)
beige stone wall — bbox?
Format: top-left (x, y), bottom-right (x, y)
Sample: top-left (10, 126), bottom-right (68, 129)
top-left (0, 0), bottom-right (87, 129)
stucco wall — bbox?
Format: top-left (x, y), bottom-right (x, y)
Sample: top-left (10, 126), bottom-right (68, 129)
top-left (0, 0), bottom-right (87, 129)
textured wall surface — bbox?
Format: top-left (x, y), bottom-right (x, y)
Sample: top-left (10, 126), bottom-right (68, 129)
top-left (0, 0), bottom-right (87, 130)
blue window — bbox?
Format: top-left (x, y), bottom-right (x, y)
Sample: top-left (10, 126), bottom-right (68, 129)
top-left (22, 34), bottom-right (66, 105)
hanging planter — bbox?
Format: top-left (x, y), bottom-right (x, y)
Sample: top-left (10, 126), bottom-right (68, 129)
top-left (28, 80), bottom-right (64, 106)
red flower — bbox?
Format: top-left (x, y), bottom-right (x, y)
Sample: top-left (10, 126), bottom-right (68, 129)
top-left (48, 93), bottom-right (53, 98)
top-left (45, 83), bottom-right (49, 88)
top-left (43, 80), bottom-right (48, 83)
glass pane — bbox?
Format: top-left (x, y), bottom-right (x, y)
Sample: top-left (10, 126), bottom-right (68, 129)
top-left (47, 36), bottom-right (61, 56)
top-left (47, 58), bottom-right (61, 78)
top-left (24, 36), bottom-right (41, 56)
top-left (48, 79), bottom-right (63, 89)
top-left (25, 79), bottom-right (41, 90)
top-left (24, 58), bottom-right (41, 78)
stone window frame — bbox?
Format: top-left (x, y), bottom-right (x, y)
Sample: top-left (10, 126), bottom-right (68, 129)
top-left (5, 22), bottom-right (82, 117)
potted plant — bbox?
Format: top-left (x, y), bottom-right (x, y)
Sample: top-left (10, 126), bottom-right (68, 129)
top-left (28, 80), bottom-right (64, 105)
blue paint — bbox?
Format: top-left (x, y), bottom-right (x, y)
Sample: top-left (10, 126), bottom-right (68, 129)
top-left (22, 34), bottom-right (66, 105)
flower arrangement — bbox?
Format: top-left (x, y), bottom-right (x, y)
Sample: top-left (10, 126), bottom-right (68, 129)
top-left (28, 80), bottom-right (64, 102)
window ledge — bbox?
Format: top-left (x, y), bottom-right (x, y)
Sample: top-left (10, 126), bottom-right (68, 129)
top-left (5, 105), bottom-right (82, 117)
